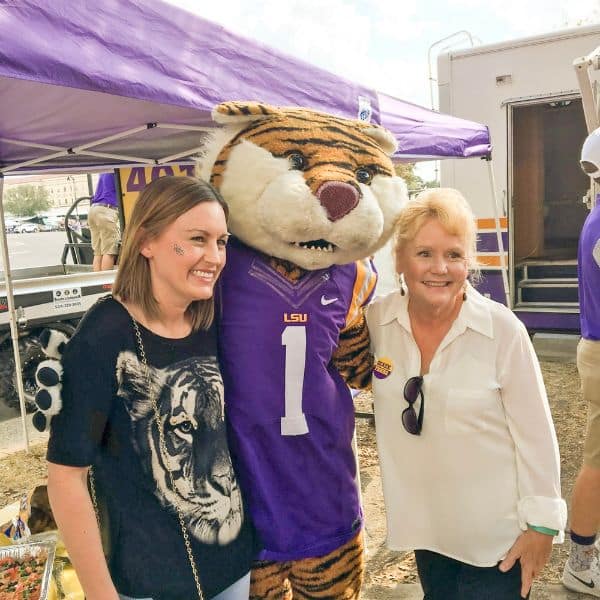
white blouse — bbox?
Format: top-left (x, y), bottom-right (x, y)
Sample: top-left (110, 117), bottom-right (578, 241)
top-left (366, 286), bottom-right (567, 567)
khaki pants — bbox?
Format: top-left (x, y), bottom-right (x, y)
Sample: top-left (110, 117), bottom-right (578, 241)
top-left (89, 203), bottom-right (120, 256)
top-left (579, 338), bottom-right (600, 468)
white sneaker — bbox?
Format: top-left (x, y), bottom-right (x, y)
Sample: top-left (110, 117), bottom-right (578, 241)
top-left (563, 558), bottom-right (600, 596)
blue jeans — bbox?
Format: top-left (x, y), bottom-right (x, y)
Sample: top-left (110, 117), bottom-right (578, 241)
top-left (119, 571), bottom-right (251, 600)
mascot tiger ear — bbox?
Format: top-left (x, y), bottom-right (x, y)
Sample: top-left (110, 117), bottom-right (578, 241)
top-left (211, 101), bottom-right (398, 156)
top-left (199, 101), bottom-right (408, 271)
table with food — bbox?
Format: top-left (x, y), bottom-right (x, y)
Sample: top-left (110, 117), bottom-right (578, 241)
top-left (1, 486), bottom-right (83, 600)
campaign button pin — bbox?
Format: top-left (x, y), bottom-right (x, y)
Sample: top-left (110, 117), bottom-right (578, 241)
top-left (373, 357), bottom-right (393, 379)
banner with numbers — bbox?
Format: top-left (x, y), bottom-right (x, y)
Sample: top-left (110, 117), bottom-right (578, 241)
top-left (117, 164), bottom-right (196, 225)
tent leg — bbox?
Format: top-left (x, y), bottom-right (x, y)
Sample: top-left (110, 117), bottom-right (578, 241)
top-left (486, 160), bottom-right (511, 308)
top-left (0, 175), bottom-right (30, 453)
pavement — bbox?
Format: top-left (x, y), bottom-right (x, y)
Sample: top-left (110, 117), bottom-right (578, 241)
top-left (532, 333), bottom-right (580, 364)
top-left (0, 230), bottom-right (67, 271)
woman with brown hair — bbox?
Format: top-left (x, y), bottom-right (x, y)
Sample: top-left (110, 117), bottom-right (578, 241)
top-left (46, 176), bottom-right (258, 600)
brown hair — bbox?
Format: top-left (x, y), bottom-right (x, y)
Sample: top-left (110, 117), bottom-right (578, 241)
top-left (113, 176), bottom-right (228, 331)
top-left (393, 187), bottom-right (480, 279)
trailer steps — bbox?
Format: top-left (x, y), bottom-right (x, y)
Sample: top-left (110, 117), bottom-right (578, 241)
top-left (515, 260), bottom-right (579, 306)
top-left (514, 302), bottom-right (580, 310)
top-left (518, 277), bottom-right (578, 285)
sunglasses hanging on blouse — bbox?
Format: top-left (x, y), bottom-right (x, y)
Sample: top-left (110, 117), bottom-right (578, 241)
top-left (402, 376), bottom-right (424, 435)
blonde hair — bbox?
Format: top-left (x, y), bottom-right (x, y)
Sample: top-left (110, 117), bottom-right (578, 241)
top-left (393, 187), bottom-right (480, 279)
top-left (113, 176), bottom-right (228, 331)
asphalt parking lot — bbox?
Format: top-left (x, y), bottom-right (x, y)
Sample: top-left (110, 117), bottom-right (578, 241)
top-left (0, 231), bottom-right (71, 271)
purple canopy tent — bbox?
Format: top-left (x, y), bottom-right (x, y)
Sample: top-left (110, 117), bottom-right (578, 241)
top-left (0, 0), bottom-right (502, 449)
top-left (0, 0), bottom-right (491, 171)
top-left (379, 93), bottom-right (491, 160)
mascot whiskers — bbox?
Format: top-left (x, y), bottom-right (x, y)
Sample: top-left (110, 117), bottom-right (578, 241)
top-left (34, 100), bottom-right (408, 599)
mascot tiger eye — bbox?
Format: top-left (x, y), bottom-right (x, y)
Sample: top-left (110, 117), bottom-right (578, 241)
top-left (199, 102), bottom-right (408, 599)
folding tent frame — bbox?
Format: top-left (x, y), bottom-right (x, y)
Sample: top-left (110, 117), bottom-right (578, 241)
top-left (0, 0), bottom-right (502, 450)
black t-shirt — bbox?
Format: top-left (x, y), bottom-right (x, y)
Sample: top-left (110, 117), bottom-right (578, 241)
top-left (47, 297), bottom-right (258, 600)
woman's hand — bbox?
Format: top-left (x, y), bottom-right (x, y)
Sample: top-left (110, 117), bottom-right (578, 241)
top-left (499, 529), bottom-right (553, 598)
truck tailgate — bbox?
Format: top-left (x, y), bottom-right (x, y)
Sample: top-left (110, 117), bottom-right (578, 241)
top-left (0, 270), bottom-right (115, 329)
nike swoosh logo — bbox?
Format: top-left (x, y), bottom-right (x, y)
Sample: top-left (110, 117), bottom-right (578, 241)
top-left (321, 295), bottom-right (339, 306)
top-left (570, 572), bottom-right (595, 589)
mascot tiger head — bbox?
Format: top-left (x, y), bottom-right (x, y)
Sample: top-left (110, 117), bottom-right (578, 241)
top-left (198, 101), bottom-right (408, 270)
top-left (116, 351), bottom-right (243, 546)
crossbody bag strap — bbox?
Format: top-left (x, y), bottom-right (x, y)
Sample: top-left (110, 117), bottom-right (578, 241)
top-left (89, 317), bottom-right (205, 600)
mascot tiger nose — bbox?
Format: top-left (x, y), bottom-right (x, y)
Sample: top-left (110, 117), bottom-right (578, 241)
top-left (317, 181), bottom-right (359, 221)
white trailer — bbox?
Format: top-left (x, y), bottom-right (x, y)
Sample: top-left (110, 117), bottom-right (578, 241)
top-left (438, 25), bottom-right (600, 331)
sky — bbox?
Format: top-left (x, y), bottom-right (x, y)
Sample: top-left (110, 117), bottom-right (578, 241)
top-left (162, 0), bottom-right (600, 178)
top-left (163, 0), bottom-right (600, 108)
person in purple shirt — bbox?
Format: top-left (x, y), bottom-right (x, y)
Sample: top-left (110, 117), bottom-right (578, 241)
top-left (89, 172), bottom-right (120, 271)
top-left (562, 128), bottom-right (600, 597)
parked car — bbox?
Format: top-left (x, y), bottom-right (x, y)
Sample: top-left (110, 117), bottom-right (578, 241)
top-left (4, 219), bottom-right (19, 233)
top-left (40, 217), bottom-right (62, 232)
top-left (14, 222), bottom-right (39, 233)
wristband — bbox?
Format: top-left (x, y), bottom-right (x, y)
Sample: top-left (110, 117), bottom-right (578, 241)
top-left (527, 523), bottom-right (559, 537)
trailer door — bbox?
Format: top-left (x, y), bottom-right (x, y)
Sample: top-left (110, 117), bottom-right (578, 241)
top-left (510, 98), bottom-right (589, 307)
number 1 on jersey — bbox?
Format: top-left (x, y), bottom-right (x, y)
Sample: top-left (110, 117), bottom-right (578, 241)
top-left (280, 326), bottom-right (309, 436)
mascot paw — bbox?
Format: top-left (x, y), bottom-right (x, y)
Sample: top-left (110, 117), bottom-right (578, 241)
top-left (32, 329), bottom-right (69, 432)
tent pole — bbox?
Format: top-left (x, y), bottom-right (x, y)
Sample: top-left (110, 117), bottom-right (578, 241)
top-left (0, 175), bottom-right (30, 453)
top-left (486, 159), bottom-right (511, 308)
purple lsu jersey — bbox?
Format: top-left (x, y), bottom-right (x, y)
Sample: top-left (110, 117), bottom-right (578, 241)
top-left (579, 202), bottom-right (600, 340)
top-left (217, 239), bottom-right (376, 561)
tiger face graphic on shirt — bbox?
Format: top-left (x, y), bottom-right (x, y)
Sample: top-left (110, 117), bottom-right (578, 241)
top-left (116, 351), bottom-right (244, 546)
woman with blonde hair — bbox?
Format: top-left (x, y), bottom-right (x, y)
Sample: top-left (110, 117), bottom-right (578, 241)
top-left (47, 176), bottom-right (258, 600)
top-left (367, 188), bottom-right (566, 599)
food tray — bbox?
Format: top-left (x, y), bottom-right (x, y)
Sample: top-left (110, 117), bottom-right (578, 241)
top-left (0, 538), bottom-right (56, 600)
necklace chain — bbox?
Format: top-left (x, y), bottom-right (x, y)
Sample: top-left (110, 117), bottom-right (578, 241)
top-left (90, 316), bottom-right (204, 600)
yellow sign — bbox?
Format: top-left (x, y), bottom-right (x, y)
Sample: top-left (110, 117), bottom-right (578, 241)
top-left (117, 164), bottom-right (196, 224)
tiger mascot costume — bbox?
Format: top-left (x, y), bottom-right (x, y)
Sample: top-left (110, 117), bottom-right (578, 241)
top-left (34, 101), bottom-right (408, 599)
